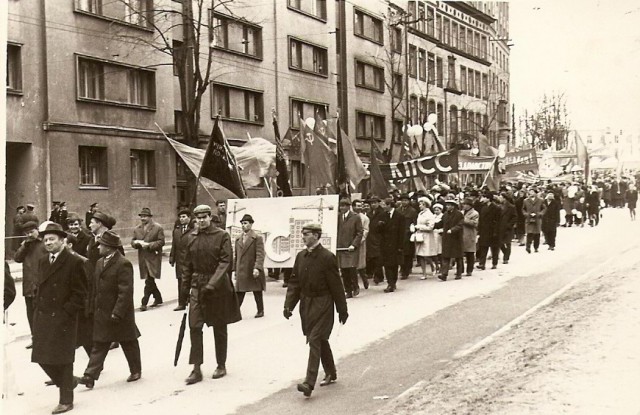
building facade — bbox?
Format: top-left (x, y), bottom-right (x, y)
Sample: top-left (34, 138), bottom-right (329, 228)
top-left (6, 0), bottom-right (510, 240)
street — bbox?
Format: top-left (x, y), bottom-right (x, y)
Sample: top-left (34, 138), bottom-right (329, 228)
top-left (3, 208), bottom-right (638, 415)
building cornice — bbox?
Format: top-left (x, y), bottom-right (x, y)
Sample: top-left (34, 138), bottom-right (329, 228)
top-left (43, 121), bottom-right (164, 140)
top-left (445, 2), bottom-right (496, 25)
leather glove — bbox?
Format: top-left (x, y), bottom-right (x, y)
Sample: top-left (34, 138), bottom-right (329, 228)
top-left (283, 308), bottom-right (293, 320)
top-left (338, 311), bottom-right (348, 325)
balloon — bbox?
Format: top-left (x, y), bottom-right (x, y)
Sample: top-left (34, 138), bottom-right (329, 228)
top-left (427, 113), bottom-right (437, 124)
top-left (471, 148), bottom-right (479, 156)
top-left (411, 125), bottom-right (423, 137)
top-left (423, 122), bottom-right (433, 131)
top-left (305, 117), bottom-right (316, 129)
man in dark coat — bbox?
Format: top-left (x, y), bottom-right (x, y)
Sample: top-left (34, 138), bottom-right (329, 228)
top-left (397, 193), bottom-right (418, 280)
top-left (336, 199), bottom-right (363, 298)
top-left (523, 188), bottom-right (546, 253)
top-left (169, 208), bottom-right (194, 311)
top-left (438, 197), bottom-right (464, 281)
top-left (233, 214), bottom-right (266, 318)
top-left (541, 193), bottom-right (560, 250)
top-left (14, 216), bottom-right (47, 348)
top-left (5, 261), bottom-right (17, 311)
top-left (365, 197), bottom-right (385, 284)
top-left (66, 213), bottom-right (92, 258)
top-left (182, 205), bottom-right (241, 385)
top-left (497, 193), bottom-right (517, 264)
top-left (284, 223), bottom-right (348, 398)
top-left (32, 223), bottom-right (87, 414)
top-left (131, 208), bottom-right (165, 310)
top-left (77, 231), bottom-right (142, 389)
top-left (476, 192), bottom-right (502, 270)
top-left (85, 203), bottom-right (99, 227)
top-left (514, 188), bottom-right (526, 245)
top-left (377, 197), bottom-right (405, 293)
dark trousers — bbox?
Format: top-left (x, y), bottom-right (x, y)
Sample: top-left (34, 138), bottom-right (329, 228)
top-left (236, 291), bottom-right (264, 313)
top-left (176, 274), bottom-right (188, 307)
top-left (39, 363), bottom-right (74, 404)
top-left (283, 268), bottom-right (292, 284)
top-left (544, 229), bottom-right (557, 248)
top-left (501, 242), bottom-right (512, 261)
top-left (400, 254), bottom-right (414, 277)
top-left (440, 257), bottom-right (463, 277)
top-left (84, 340), bottom-right (141, 380)
top-left (464, 252), bottom-right (475, 274)
top-left (526, 233), bottom-right (541, 251)
top-left (142, 277), bottom-right (162, 305)
top-left (383, 264), bottom-right (398, 287)
top-left (366, 256), bottom-right (384, 283)
top-left (305, 339), bottom-right (336, 388)
top-left (189, 325), bottom-right (227, 367)
top-left (477, 244), bottom-right (500, 267)
top-left (340, 268), bottom-right (358, 294)
top-left (25, 296), bottom-right (35, 333)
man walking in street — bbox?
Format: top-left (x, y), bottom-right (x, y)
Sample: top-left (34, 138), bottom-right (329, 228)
top-left (234, 214), bottom-right (266, 318)
top-left (169, 208), bottom-right (193, 311)
top-left (397, 193), bottom-right (418, 280)
top-left (476, 192), bottom-right (502, 270)
top-left (32, 223), bottom-right (87, 414)
top-left (66, 213), bottom-right (92, 258)
top-left (14, 215), bottom-right (47, 349)
top-left (284, 223), bottom-right (348, 398)
top-left (77, 230), bottom-right (142, 389)
top-left (460, 198), bottom-right (479, 277)
top-left (366, 197), bottom-right (385, 285)
top-left (337, 198), bottom-right (363, 298)
top-left (523, 188), bottom-right (546, 253)
top-left (378, 197), bottom-right (404, 293)
top-left (131, 208), bottom-right (165, 311)
top-left (498, 192), bottom-right (517, 264)
top-left (354, 199), bottom-right (370, 289)
top-left (182, 205), bottom-right (241, 385)
top-left (438, 196), bottom-right (464, 281)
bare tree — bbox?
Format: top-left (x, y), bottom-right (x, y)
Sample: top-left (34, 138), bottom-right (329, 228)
top-left (521, 92), bottom-right (572, 150)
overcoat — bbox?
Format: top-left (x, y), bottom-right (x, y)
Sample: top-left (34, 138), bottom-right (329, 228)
top-left (285, 244), bottom-right (348, 341)
top-left (541, 199), bottom-right (561, 234)
top-left (441, 209), bottom-right (464, 258)
top-left (67, 249), bottom-right (93, 349)
top-left (377, 209), bottom-right (405, 266)
top-left (398, 205), bottom-right (418, 255)
top-left (366, 208), bottom-right (385, 259)
top-left (461, 208), bottom-right (479, 253)
top-left (32, 249), bottom-right (87, 365)
top-left (336, 211), bottom-right (363, 268)
top-left (131, 221), bottom-right (165, 279)
top-left (414, 209), bottom-right (438, 257)
top-left (92, 251), bottom-right (140, 343)
top-left (499, 202), bottom-right (517, 244)
top-left (169, 222), bottom-right (194, 280)
top-left (233, 230), bottom-right (266, 292)
top-left (182, 225), bottom-right (241, 328)
top-left (522, 197), bottom-right (546, 234)
top-left (477, 202), bottom-right (502, 246)
top-left (357, 213), bottom-right (370, 269)
top-left (14, 238), bottom-right (47, 297)
top-left (514, 194), bottom-right (526, 235)
top-left (70, 229), bottom-right (92, 258)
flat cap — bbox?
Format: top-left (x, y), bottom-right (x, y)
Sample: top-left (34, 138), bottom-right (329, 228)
top-left (302, 222), bottom-right (322, 233)
top-left (178, 207), bottom-right (191, 216)
top-left (193, 204), bottom-right (212, 215)
top-left (66, 212), bottom-right (83, 223)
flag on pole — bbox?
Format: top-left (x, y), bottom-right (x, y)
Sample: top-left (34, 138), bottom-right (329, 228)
top-left (369, 138), bottom-right (389, 199)
top-left (335, 118), bottom-right (349, 196)
top-left (200, 118), bottom-right (246, 198)
top-left (273, 117), bottom-right (293, 197)
top-left (339, 125), bottom-right (368, 191)
top-left (482, 156), bottom-right (501, 191)
top-left (300, 117), bottom-right (336, 193)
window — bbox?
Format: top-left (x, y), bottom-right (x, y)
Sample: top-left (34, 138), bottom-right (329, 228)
top-left (76, 0), bottom-right (152, 28)
top-left (124, 0), bottom-right (151, 26)
top-left (211, 82), bottom-right (264, 124)
top-left (467, 28), bottom-right (473, 54)
top-left (392, 73), bottom-right (403, 98)
top-left (288, 0), bottom-right (327, 20)
top-left (475, 71), bottom-right (481, 98)
top-left (130, 150), bottom-right (156, 187)
top-left (355, 60), bottom-right (384, 92)
top-left (392, 27), bottom-right (402, 53)
top-left (77, 56), bottom-right (155, 108)
top-left (393, 119), bottom-right (403, 143)
top-left (480, 35), bottom-right (487, 59)
top-left (418, 48), bottom-right (426, 81)
top-left (460, 65), bottom-right (467, 94)
top-left (451, 22), bottom-right (458, 48)
top-left (289, 160), bottom-right (305, 188)
top-left (410, 95), bottom-right (418, 124)
top-left (79, 146), bottom-right (108, 187)
top-left (474, 33), bottom-right (481, 57)
top-left (290, 98), bottom-right (327, 129)
top-left (354, 8), bottom-right (383, 44)
top-left (467, 68), bottom-right (475, 97)
top-left (459, 25), bottom-right (466, 53)
top-left (436, 14), bottom-right (442, 40)
top-left (436, 57), bottom-right (443, 87)
top-left (468, 111), bottom-right (475, 135)
top-left (76, 0), bottom-right (102, 14)
top-left (428, 100), bottom-right (436, 118)
top-left (427, 53), bottom-right (435, 84)
top-left (427, 7), bottom-right (435, 37)
top-left (476, 112), bottom-right (483, 134)
top-left (289, 37), bottom-right (328, 76)
top-left (417, 3), bottom-right (426, 33)
top-left (461, 109), bottom-right (468, 133)
top-left (7, 43), bottom-right (22, 93)
top-left (173, 40), bottom-right (183, 76)
top-left (174, 110), bottom-right (184, 134)
top-left (446, 56), bottom-right (457, 90)
top-left (436, 103), bottom-right (444, 136)
top-left (356, 111), bottom-right (384, 140)
top-left (211, 13), bottom-right (263, 59)
top-left (443, 18), bottom-right (450, 45)
top-left (419, 97), bottom-right (427, 123)
top-left (482, 73), bottom-right (488, 99)
top-left (408, 45), bottom-right (417, 78)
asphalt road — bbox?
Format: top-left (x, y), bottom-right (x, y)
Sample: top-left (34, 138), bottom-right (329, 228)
top-left (3, 209), bottom-right (635, 415)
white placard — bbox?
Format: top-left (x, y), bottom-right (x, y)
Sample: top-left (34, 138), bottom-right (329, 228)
top-left (226, 195), bottom-right (339, 268)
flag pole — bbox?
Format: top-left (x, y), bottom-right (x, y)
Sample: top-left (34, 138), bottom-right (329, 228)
top-left (481, 155), bottom-right (499, 188)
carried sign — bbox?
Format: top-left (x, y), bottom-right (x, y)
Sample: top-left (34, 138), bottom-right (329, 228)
top-left (379, 150), bottom-right (459, 181)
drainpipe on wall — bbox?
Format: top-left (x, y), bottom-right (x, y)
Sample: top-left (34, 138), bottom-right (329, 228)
top-left (273, 0), bottom-right (279, 119)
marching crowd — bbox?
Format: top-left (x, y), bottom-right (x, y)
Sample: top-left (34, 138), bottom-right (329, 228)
top-left (4, 172), bottom-right (639, 413)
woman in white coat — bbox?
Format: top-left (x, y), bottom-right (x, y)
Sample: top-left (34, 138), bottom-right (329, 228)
top-left (413, 197), bottom-right (438, 279)
top-left (432, 203), bottom-right (444, 275)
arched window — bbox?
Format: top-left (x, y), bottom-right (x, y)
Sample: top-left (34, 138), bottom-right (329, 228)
top-left (449, 105), bottom-right (458, 143)
top-left (436, 103), bottom-right (444, 136)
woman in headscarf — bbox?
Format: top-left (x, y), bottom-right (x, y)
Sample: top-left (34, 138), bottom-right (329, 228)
top-left (413, 197), bottom-right (437, 279)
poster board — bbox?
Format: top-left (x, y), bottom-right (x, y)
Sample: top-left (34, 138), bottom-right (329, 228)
top-left (226, 195), bottom-right (339, 268)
